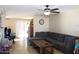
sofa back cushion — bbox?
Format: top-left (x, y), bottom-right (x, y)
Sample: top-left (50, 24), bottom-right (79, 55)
top-left (64, 35), bottom-right (76, 42)
top-left (35, 32), bottom-right (48, 38)
top-left (57, 34), bottom-right (65, 42)
top-left (48, 32), bottom-right (58, 40)
top-left (48, 32), bottom-right (64, 42)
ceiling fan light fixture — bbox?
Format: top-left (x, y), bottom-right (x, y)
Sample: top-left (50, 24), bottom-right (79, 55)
top-left (44, 11), bottom-right (50, 15)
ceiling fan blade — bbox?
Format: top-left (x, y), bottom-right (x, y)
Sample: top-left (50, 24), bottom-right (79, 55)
top-left (52, 11), bottom-right (60, 13)
top-left (53, 8), bottom-right (59, 10)
top-left (51, 8), bottom-right (59, 11)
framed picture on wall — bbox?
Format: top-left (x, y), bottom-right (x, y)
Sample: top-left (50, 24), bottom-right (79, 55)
top-left (39, 19), bottom-right (44, 25)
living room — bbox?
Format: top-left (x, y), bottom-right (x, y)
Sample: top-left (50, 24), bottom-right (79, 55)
top-left (0, 5), bottom-right (79, 54)
top-left (0, 0), bottom-right (79, 59)
top-left (29, 5), bottom-right (79, 54)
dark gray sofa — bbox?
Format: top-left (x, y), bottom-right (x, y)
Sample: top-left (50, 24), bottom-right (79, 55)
top-left (28, 32), bottom-right (78, 54)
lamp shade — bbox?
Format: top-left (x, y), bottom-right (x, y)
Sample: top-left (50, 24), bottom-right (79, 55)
top-left (44, 11), bottom-right (50, 15)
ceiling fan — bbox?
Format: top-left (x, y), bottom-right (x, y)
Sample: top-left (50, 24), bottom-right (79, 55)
top-left (38, 5), bottom-right (60, 15)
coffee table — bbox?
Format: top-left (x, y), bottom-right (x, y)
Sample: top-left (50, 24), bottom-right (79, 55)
top-left (32, 39), bottom-right (53, 54)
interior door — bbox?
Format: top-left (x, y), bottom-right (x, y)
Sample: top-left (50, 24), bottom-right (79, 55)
top-left (28, 19), bottom-right (33, 37)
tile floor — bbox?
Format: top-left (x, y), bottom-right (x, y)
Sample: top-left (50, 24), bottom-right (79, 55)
top-left (10, 39), bottom-right (63, 54)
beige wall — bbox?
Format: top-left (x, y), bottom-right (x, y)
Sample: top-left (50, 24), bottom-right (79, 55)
top-left (33, 15), bottom-right (49, 36)
top-left (49, 9), bottom-right (79, 37)
top-left (4, 18), bottom-right (16, 33)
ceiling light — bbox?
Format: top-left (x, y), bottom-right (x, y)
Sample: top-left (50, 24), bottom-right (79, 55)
top-left (44, 11), bottom-right (50, 15)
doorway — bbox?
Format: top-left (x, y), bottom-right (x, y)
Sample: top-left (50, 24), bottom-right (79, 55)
top-left (9, 19), bottom-right (34, 53)
top-left (16, 20), bottom-right (29, 39)
top-left (15, 20), bottom-right (29, 46)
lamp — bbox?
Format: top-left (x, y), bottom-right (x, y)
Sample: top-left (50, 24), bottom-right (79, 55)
top-left (44, 11), bottom-right (50, 15)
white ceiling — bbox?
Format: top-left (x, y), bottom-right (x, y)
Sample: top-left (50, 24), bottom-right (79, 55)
top-left (0, 5), bottom-right (79, 19)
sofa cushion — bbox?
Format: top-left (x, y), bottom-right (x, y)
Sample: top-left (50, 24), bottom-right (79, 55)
top-left (46, 37), bottom-right (54, 43)
top-left (48, 32), bottom-right (64, 42)
top-left (48, 32), bottom-right (58, 40)
top-left (46, 38), bottom-right (65, 46)
top-left (57, 34), bottom-right (65, 42)
top-left (35, 32), bottom-right (48, 38)
top-left (64, 35), bottom-right (76, 42)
